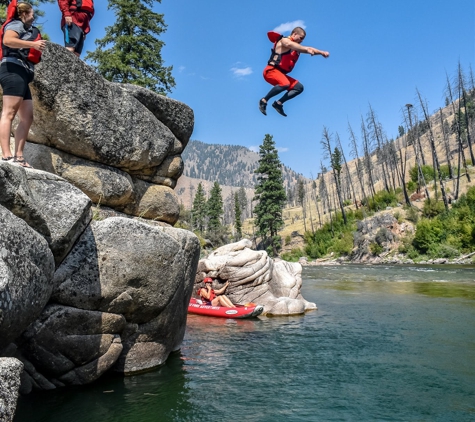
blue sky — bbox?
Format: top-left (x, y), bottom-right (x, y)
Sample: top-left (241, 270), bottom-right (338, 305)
top-left (40, 0), bottom-right (474, 177)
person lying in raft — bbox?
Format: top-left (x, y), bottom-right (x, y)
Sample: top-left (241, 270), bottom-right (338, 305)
top-left (198, 277), bottom-right (235, 308)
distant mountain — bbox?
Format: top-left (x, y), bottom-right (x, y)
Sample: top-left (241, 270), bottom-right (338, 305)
top-left (181, 140), bottom-right (303, 189)
top-left (175, 140), bottom-right (305, 214)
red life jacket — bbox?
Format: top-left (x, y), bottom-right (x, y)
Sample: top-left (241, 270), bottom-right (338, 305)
top-left (267, 31), bottom-right (300, 74)
top-left (0, 0), bottom-right (42, 64)
top-left (198, 287), bottom-right (216, 302)
top-left (70, 0), bottom-right (94, 14)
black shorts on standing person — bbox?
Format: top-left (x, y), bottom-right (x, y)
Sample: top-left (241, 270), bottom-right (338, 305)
top-left (0, 62), bottom-right (33, 99)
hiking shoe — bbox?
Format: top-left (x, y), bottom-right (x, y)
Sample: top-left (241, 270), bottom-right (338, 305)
top-left (259, 99), bottom-right (267, 115)
top-left (272, 101), bottom-right (287, 117)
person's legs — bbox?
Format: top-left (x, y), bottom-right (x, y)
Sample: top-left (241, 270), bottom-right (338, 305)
top-left (14, 99), bottom-right (33, 167)
top-left (0, 96), bottom-right (23, 159)
top-left (272, 78), bottom-right (301, 117)
top-left (218, 295), bottom-right (235, 308)
top-left (278, 82), bottom-right (304, 104)
top-left (260, 67), bottom-right (292, 115)
top-left (263, 84), bottom-right (289, 102)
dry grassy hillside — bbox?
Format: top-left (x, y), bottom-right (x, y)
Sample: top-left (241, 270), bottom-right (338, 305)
top-left (176, 94), bottom-right (474, 253)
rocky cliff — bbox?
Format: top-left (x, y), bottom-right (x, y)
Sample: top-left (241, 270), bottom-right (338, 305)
top-left (0, 43), bottom-right (201, 419)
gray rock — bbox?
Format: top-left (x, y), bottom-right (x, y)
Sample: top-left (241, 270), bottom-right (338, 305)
top-left (25, 143), bottom-right (135, 207)
top-left (121, 178), bottom-right (180, 224)
top-left (0, 358), bottom-right (23, 422)
top-left (28, 43), bottom-right (178, 173)
top-left (0, 162), bottom-right (92, 266)
top-left (51, 218), bottom-right (200, 374)
top-left (0, 161), bottom-right (50, 239)
top-left (0, 206), bottom-right (55, 350)
top-left (120, 83), bottom-right (194, 148)
top-left (18, 304), bottom-right (125, 385)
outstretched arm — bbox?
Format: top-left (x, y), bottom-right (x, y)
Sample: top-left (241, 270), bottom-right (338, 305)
top-left (310, 47), bottom-right (330, 58)
top-left (281, 38), bottom-right (329, 57)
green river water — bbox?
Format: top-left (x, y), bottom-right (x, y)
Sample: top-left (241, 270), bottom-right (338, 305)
top-left (14, 264), bottom-right (475, 421)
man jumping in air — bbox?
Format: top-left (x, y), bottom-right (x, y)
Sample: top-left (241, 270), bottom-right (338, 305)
top-left (259, 26), bottom-right (329, 117)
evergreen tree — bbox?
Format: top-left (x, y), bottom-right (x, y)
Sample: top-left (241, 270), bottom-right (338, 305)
top-left (297, 178), bottom-right (305, 206)
top-left (85, 0), bottom-right (175, 94)
top-left (207, 181), bottom-right (224, 231)
top-left (234, 192), bottom-right (242, 241)
top-left (253, 134), bottom-right (287, 256)
top-left (191, 182), bottom-right (206, 233)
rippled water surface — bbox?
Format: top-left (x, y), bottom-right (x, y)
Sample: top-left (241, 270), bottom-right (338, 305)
top-left (15, 265), bottom-right (475, 421)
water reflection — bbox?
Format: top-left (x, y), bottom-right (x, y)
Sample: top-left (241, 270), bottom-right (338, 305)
top-left (15, 351), bottom-right (195, 422)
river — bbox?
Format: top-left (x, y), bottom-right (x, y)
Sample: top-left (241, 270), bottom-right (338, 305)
top-left (14, 264), bottom-right (475, 421)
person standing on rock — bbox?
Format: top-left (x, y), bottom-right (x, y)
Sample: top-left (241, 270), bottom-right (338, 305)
top-left (58, 0), bottom-right (94, 57)
top-left (198, 277), bottom-right (236, 308)
top-left (259, 26), bottom-right (329, 117)
top-left (0, 1), bottom-right (46, 168)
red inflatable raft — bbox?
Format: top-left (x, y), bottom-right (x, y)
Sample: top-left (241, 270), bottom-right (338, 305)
top-left (188, 298), bottom-right (264, 319)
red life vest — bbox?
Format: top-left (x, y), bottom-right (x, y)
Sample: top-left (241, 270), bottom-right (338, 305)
top-left (0, 0), bottom-right (42, 64)
top-left (267, 31), bottom-right (300, 74)
top-left (70, 0), bottom-right (94, 14)
top-left (198, 287), bottom-right (216, 302)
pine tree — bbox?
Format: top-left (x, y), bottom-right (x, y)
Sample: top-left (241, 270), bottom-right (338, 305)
top-left (234, 192), bottom-right (242, 241)
top-left (253, 134), bottom-right (287, 256)
top-left (191, 182), bottom-right (206, 233)
top-left (207, 181), bottom-right (223, 231)
top-left (85, 0), bottom-right (175, 94)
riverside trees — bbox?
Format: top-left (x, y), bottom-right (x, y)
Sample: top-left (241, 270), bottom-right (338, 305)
top-left (86, 0), bottom-right (175, 94)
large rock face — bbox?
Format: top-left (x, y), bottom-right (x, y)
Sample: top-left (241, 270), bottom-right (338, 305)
top-left (0, 49), bottom-right (201, 398)
top-left (14, 217), bottom-right (200, 381)
top-left (4, 42), bottom-right (194, 224)
top-left (0, 204), bottom-right (55, 351)
top-left (0, 165), bottom-right (201, 389)
top-left (196, 239), bottom-right (316, 315)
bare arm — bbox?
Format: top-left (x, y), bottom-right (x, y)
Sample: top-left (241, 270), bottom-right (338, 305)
top-left (199, 287), bottom-right (211, 300)
top-left (3, 30), bottom-right (46, 51)
top-left (214, 281), bottom-right (229, 295)
top-left (280, 37), bottom-right (329, 57)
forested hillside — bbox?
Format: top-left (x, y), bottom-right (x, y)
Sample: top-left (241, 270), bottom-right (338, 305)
top-left (181, 140), bottom-right (302, 189)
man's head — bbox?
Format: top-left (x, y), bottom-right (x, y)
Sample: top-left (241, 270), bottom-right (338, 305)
top-left (290, 27), bottom-right (306, 44)
top-left (203, 277), bottom-right (213, 284)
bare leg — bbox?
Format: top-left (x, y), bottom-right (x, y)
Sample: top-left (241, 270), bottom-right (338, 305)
top-left (218, 295), bottom-right (235, 308)
top-left (66, 46), bottom-right (80, 57)
top-left (0, 96), bottom-right (22, 159)
top-left (14, 99), bottom-right (33, 159)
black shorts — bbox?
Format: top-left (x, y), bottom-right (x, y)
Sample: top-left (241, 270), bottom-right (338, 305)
top-left (0, 62), bottom-right (34, 99)
top-left (62, 23), bottom-right (85, 55)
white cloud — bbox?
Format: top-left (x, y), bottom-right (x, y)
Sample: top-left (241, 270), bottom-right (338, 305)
top-left (178, 66), bottom-right (185, 73)
top-left (277, 147), bottom-right (289, 153)
top-left (273, 20), bottom-right (306, 34)
top-left (249, 146), bottom-right (259, 153)
top-left (231, 67), bottom-right (253, 77)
